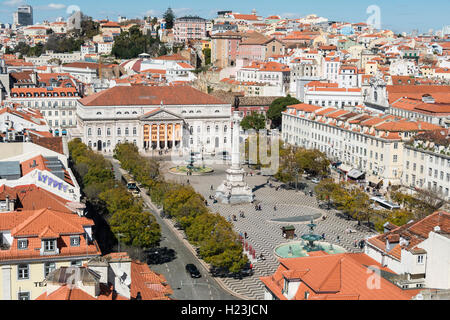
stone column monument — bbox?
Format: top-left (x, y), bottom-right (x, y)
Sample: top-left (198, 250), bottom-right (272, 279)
top-left (215, 111), bottom-right (254, 204)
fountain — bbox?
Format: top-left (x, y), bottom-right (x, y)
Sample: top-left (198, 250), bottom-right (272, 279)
top-left (274, 219), bottom-right (347, 259)
top-left (169, 151), bottom-right (214, 175)
top-left (300, 220), bottom-right (324, 252)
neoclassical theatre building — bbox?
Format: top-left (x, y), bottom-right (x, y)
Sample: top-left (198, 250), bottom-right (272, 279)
top-left (73, 84), bottom-right (232, 154)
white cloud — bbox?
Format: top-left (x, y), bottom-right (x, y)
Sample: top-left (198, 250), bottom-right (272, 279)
top-left (145, 9), bottom-right (159, 17)
top-left (46, 3), bottom-right (66, 10)
top-left (172, 8), bottom-right (194, 17)
top-left (281, 12), bottom-right (302, 19)
top-left (2, 0), bottom-right (25, 7)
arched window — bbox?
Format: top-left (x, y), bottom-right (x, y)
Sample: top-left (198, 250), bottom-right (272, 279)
top-left (107, 128), bottom-right (111, 136)
top-left (215, 125), bottom-right (219, 133)
top-left (189, 126), bottom-right (193, 134)
top-left (97, 128), bottom-right (101, 136)
top-left (224, 125), bottom-right (228, 133)
top-left (117, 127), bottom-right (121, 135)
top-left (88, 141), bottom-right (92, 148)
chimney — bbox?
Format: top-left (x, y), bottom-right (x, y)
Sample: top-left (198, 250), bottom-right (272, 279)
top-left (5, 195), bottom-right (10, 211)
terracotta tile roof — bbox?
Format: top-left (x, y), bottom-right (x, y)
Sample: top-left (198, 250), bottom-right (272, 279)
top-left (367, 211), bottom-right (449, 261)
top-left (29, 135), bottom-right (64, 154)
top-left (315, 107), bottom-right (337, 116)
top-left (79, 85), bottom-right (227, 107)
top-left (261, 253), bottom-right (421, 300)
top-left (387, 85), bottom-right (450, 104)
top-left (0, 208), bottom-right (100, 262)
top-left (0, 185), bottom-right (72, 213)
top-left (131, 261), bottom-right (173, 300)
top-left (153, 53), bottom-right (187, 61)
top-left (374, 120), bottom-right (443, 132)
top-left (288, 103), bottom-right (322, 113)
top-left (36, 283), bottom-right (128, 300)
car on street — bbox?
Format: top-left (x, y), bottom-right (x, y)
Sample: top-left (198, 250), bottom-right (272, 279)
top-left (311, 178), bottom-right (321, 184)
top-left (186, 264), bottom-right (201, 278)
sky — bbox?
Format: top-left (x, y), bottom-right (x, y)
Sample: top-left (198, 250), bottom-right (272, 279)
top-left (0, 0), bottom-right (449, 34)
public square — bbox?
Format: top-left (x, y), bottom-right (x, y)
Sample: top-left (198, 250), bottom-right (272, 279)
top-left (160, 158), bottom-right (378, 300)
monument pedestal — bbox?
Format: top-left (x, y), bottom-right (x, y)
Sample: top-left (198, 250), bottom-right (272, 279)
top-left (216, 110), bottom-right (254, 205)
top-left (215, 167), bottom-right (254, 204)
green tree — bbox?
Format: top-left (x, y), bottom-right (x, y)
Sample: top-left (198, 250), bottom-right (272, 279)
top-left (240, 112), bottom-right (266, 131)
top-left (111, 26), bottom-right (158, 59)
top-left (267, 95), bottom-right (300, 129)
top-left (203, 48), bottom-right (211, 65)
top-left (315, 179), bottom-right (340, 209)
top-left (163, 8), bottom-right (175, 29)
top-left (110, 209), bottom-right (161, 248)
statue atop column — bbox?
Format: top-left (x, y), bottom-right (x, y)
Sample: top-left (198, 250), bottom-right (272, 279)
top-left (215, 111), bottom-right (254, 204)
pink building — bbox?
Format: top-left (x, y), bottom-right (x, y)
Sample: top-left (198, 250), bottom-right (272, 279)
top-left (174, 16), bottom-right (207, 43)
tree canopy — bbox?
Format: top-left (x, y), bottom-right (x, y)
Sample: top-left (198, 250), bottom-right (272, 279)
top-left (69, 139), bottom-right (161, 250)
top-left (276, 146), bottom-right (330, 183)
top-left (163, 8), bottom-right (175, 29)
top-left (241, 112), bottom-right (267, 131)
top-left (267, 95), bottom-right (300, 129)
top-left (112, 25), bottom-right (161, 59)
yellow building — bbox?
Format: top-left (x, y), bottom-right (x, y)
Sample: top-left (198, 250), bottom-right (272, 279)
top-left (0, 208), bottom-right (101, 300)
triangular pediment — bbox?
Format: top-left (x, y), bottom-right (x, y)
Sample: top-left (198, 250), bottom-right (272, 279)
top-left (140, 108), bottom-right (183, 122)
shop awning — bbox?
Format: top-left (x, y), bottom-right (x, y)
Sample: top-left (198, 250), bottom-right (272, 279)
top-left (368, 176), bottom-right (383, 186)
top-left (338, 164), bottom-right (352, 173)
top-left (347, 169), bottom-right (365, 180)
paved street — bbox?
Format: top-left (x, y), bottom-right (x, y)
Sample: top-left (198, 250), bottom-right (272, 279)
top-left (106, 156), bottom-right (237, 300)
top-left (160, 159), bottom-right (378, 300)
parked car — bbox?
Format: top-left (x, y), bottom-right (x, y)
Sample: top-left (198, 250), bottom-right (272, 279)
top-left (311, 178), bottom-right (321, 184)
top-left (185, 264), bottom-right (201, 278)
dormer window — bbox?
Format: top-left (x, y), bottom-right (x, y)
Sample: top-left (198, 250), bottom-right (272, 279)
top-left (70, 236), bottom-right (80, 247)
top-left (283, 278), bottom-right (289, 294)
top-left (17, 239), bottom-right (28, 250)
top-left (43, 239), bottom-right (56, 252)
top-left (417, 255), bottom-right (424, 264)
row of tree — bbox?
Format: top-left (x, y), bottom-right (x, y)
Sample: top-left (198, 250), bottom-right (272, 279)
top-left (275, 145), bottom-right (331, 183)
top-left (314, 179), bottom-right (443, 232)
top-left (114, 143), bottom-right (249, 273)
top-left (69, 139), bottom-right (161, 251)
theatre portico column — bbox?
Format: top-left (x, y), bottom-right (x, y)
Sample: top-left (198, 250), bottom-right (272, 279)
top-left (157, 123), bottom-right (160, 150)
top-left (164, 123), bottom-right (169, 150)
top-left (172, 123), bottom-right (176, 150)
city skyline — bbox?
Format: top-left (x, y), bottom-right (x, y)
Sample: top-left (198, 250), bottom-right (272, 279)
top-left (0, 0), bottom-right (449, 34)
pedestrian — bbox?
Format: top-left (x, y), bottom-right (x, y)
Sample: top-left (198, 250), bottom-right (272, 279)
top-left (322, 233), bottom-right (325, 240)
top-left (274, 205), bottom-right (277, 211)
top-left (210, 185), bottom-right (214, 191)
top-left (244, 232), bottom-right (248, 239)
top-left (187, 179), bottom-right (190, 184)
top-left (354, 240), bottom-right (357, 248)
top-left (259, 204), bottom-right (262, 211)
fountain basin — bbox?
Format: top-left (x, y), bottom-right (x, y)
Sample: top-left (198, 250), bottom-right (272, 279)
top-left (169, 166), bottom-right (214, 175)
top-left (274, 241), bottom-right (347, 259)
